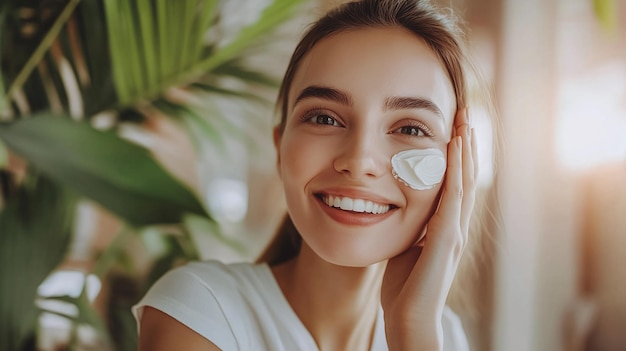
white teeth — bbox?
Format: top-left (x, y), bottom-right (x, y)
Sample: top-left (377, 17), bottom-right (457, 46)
top-left (340, 197), bottom-right (353, 210)
top-left (333, 196), bottom-right (341, 207)
top-left (353, 199), bottom-right (365, 212)
top-left (322, 195), bottom-right (390, 214)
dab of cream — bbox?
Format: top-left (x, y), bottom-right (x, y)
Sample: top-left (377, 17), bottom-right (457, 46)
top-left (391, 149), bottom-right (446, 190)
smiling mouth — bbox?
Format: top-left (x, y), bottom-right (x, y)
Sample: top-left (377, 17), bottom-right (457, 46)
top-left (316, 194), bottom-right (397, 214)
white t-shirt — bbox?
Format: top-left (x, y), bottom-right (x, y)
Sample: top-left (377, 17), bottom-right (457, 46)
top-left (133, 260), bottom-right (470, 351)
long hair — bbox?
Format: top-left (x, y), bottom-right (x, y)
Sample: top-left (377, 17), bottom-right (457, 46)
top-left (259, 0), bottom-right (490, 258)
top-left (257, 0), bottom-right (499, 325)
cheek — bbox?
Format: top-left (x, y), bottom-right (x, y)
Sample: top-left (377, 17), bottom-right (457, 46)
top-left (415, 186), bottom-right (442, 213)
top-left (403, 186), bottom-right (442, 232)
top-left (279, 133), bottom-right (334, 184)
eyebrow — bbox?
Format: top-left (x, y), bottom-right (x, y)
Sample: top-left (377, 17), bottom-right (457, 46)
top-left (294, 85), bottom-right (443, 119)
top-left (384, 96), bottom-right (443, 118)
top-left (294, 86), bottom-right (353, 106)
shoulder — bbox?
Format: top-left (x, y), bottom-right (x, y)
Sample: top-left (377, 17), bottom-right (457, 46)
top-left (442, 306), bottom-right (471, 351)
top-left (139, 307), bottom-right (221, 351)
top-left (133, 260), bottom-right (264, 351)
top-left (137, 260), bottom-right (262, 301)
top-left (134, 260), bottom-right (242, 311)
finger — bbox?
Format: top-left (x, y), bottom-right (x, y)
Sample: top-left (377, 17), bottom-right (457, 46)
top-left (454, 109), bottom-right (470, 161)
top-left (454, 108), bottom-right (469, 142)
top-left (454, 107), bottom-right (469, 130)
top-left (452, 108), bottom-right (467, 139)
top-left (472, 127), bottom-right (479, 181)
top-left (397, 139), bottom-right (463, 309)
top-left (461, 124), bottom-right (476, 233)
top-left (462, 123), bottom-right (474, 189)
top-left (436, 135), bottom-right (463, 226)
top-left (383, 245), bottom-right (423, 295)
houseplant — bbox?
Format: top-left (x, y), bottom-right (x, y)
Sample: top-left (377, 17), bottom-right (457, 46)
top-left (0, 0), bottom-right (305, 350)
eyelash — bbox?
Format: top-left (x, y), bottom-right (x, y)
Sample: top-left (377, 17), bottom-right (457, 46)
top-left (392, 120), bottom-right (434, 138)
top-left (299, 108), bottom-right (434, 138)
top-left (300, 108), bottom-right (342, 127)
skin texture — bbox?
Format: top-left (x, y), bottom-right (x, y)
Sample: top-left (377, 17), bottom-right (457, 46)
top-left (277, 27), bottom-right (456, 268)
top-left (272, 27), bottom-right (477, 350)
top-left (138, 27), bottom-right (477, 351)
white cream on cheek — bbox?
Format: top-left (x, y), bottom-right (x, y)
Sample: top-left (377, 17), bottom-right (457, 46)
top-left (391, 148), bottom-right (447, 190)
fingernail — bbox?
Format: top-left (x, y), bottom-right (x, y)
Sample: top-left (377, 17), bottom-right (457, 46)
top-left (456, 136), bottom-right (462, 148)
top-left (466, 108), bottom-right (471, 125)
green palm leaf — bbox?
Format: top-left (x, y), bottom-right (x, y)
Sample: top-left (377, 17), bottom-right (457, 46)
top-left (105, 0), bottom-right (304, 107)
top-left (0, 115), bottom-right (209, 226)
top-left (0, 2), bottom-right (305, 348)
top-left (0, 174), bottom-right (76, 351)
top-left (4, 0), bottom-right (81, 104)
top-left (212, 59), bottom-right (281, 88)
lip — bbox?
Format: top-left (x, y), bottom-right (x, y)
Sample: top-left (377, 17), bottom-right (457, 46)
top-left (313, 187), bottom-right (399, 226)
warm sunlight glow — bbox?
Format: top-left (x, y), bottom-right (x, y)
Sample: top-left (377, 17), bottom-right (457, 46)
top-left (556, 62), bottom-right (626, 170)
top-left (37, 270), bottom-right (101, 302)
top-left (206, 177), bottom-right (249, 223)
top-left (473, 106), bottom-right (495, 187)
top-left (36, 270), bottom-right (103, 349)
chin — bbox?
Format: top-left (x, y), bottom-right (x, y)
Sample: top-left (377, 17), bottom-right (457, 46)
top-left (308, 239), bottom-right (401, 268)
top-left (323, 255), bottom-right (382, 268)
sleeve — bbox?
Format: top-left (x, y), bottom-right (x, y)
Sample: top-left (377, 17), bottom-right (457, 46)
top-left (132, 265), bottom-right (239, 351)
top-left (442, 306), bottom-right (471, 351)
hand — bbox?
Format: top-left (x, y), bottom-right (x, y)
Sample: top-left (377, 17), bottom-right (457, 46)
top-left (381, 108), bottom-right (478, 350)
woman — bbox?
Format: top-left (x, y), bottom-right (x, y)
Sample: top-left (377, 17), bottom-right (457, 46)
top-left (134, 0), bottom-right (486, 349)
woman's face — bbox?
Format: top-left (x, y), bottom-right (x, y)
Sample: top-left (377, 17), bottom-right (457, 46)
top-left (276, 27), bottom-right (457, 267)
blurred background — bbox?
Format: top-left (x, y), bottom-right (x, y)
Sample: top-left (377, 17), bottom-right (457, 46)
top-left (0, 0), bottom-right (624, 350)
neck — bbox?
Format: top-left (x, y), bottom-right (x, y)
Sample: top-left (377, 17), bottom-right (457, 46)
top-left (271, 243), bottom-right (385, 351)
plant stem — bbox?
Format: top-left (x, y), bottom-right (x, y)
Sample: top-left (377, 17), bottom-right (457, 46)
top-left (5, 0), bottom-right (81, 101)
top-left (0, 6), bottom-right (9, 120)
top-left (92, 226), bottom-right (135, 278)
top-left (0, 68), bottom-right (9, 120)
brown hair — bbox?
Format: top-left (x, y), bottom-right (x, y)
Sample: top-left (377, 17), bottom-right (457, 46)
top-left (257, 0), bottom-right (500, 338)
top-left (276, 0), bottom-right (471, 135)
top-left (259, 0), bottom-right (488, 259)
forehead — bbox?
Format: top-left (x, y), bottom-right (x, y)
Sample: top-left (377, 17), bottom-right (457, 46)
top-left (289, 27), bottom-right (456, 123)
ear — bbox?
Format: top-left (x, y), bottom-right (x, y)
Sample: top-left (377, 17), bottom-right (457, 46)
top-left (273, 126), bottom-right (282, 176)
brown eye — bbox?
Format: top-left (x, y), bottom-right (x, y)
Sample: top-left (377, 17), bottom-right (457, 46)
top-left (396, 126), bottom-right (426, 137)
top-left (309, 114), bottom-right (339, 126)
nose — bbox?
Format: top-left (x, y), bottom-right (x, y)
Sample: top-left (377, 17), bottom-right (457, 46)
top-left (333, 132), bottom-right (387, 179)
